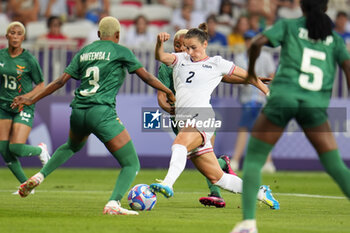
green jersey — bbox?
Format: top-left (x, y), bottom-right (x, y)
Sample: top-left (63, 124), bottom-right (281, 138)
top-left (158, 63), bottom-right (175, 94)
top-left (66, 40), bottom-right (143, 109)
top-left (263, 17), bottom-right (350, 106)
top-left (0, 48), bottom-right (43, 113)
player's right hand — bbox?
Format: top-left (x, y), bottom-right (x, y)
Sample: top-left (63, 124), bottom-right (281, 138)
top-left (11, 96), bottom-right (33, 111)
top-left (166, 92), bottom-right (176, 106)
top-left (157, 32), bottom-right (171, 43)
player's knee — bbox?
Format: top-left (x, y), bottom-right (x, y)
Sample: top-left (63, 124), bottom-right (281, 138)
top-left (66, 139), bottom-right (85, 153)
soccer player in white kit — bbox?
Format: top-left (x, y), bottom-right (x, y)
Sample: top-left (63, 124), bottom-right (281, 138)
top-left (150, 23), bottom-right (279, 210)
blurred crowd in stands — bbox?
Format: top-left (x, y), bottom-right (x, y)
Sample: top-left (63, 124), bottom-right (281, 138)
top-left (0, 0), bottom-right (349, 51)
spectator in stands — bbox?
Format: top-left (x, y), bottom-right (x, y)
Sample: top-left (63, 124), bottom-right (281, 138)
top-left (217, 0), bottom-right (236, 28)
top-left (227, 15), bottom-right (250, 53)
top-left (75, 0), bottom-right (110, 23)
top-left (0, 0), bottom-right (10, 39)
top-left (277, 0), bottom-right (302, 19)
top-left (39, 0), bottom-right (68, 20)
top-left (8, 0), bottom-right (40, 25)
top-left (124, 15), bottom-right (155, 48)
top-left (247, 0), bottom-right (278, 27)
top-left (334, 11), bottom-right (350, 49)
top-left (38, 16), bottom-right (68, 41)
top-left (207, 14), bottom-right (227, 46)
top-left (170, 0), bottom-right (205, 32)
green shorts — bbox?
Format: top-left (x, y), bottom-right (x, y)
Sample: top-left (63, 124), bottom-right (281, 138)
top-left (262, 92), bottom-right (328, 129)
top-left (0, 106), bottom-right (34, 127)
top-left (70, 105), bottom-right (125, 143)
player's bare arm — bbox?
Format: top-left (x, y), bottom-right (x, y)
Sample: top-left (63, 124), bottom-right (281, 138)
top-left (135, 67), bottom-right (175, 104)
top-left (155, 32), bottom-right (176, 66)
top-left (342, 59), bottom-right (350, 89)
top-left (20, 81), bottom-right (45, 99)
top-left (11, 73), bottom-right (72, 109)
top-left (247, 34), bottom-right (270, 84)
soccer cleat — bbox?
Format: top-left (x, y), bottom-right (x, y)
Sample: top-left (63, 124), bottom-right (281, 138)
top-left (103, 200), bottom-right (139, 215)
top-left (199, 194), bottom-right (226, 208)
top-left (259, 185), bottom-right (280, 210)
top-left (38, 143), bottom-right (51, 166)
top-left (12, 189), bottom-right (35, 195)
top-left (150, 179), bottom-right (174, 198)
top-left (220, 155), bottom-right (237, 176)
top-left (18, 174), bottom-right (43, 198)
top-left (231, 220), bottom-right (258, 233)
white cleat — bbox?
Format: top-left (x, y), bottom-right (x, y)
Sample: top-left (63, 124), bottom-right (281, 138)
top-left (103, 200), bottom-right (139, 216)
top-left (38, 143), bottom-right (51, 166)
top-left (231, 220), bottom-right (258, 233)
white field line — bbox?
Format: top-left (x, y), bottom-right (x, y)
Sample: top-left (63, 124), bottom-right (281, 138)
top-left (0, 190), bottom-right (346, 199)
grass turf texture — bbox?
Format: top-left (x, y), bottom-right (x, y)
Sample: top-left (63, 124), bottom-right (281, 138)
top-left (0, 168), bottom-right (349, 233)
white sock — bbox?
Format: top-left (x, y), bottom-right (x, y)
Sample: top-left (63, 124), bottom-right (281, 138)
top-left (34, 172), bottom-right (45, 183)
top-left (257, 186), bottom-right (264, 201)
top-left (163, 144), bottom-right (187, 187)
top-left (214, 172), bottom-right (242, 193)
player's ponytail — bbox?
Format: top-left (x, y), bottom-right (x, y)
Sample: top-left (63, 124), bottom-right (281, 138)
top-left (184, 23), bottom-right (209, 44)
top-left (300, 0), bottom-right (332, 41)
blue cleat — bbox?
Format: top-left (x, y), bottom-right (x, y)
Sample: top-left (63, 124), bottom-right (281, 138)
top-left (150, 180), bottom-right (174, 198)
top-left (259, 185), bottom-right (280, 210)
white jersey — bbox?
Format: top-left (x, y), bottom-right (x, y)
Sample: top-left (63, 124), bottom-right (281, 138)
top-left (171, 52), bottom-right (235, 113)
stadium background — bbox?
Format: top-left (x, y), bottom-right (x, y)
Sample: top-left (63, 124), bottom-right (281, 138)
top-left (0, 0), bottom-right (350, 170)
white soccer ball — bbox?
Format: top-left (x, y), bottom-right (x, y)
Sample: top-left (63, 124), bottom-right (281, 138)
top-left (127, 184), bottom-right (157, 211)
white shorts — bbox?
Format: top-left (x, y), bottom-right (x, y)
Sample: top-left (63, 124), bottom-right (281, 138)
top-left (187, 129), bottom-right (214, 158)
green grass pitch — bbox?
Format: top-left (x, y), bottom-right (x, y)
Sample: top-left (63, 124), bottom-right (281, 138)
top-left (0, 168), bottom-right (349, 233)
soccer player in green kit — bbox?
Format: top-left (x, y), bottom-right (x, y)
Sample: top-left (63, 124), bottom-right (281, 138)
top-left (233, 0), bottom-right (350, 232)
top-left (0, 21), bottom-right (50, 192)
top-left (11, 16), bottom-right (175, 215)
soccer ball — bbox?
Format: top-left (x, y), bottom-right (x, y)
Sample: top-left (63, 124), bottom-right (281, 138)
top-left (127, 184), bottom-right (157, 211)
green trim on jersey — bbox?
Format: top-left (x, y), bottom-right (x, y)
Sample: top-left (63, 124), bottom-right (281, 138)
top-left (263, 17), bottom-right (350, 107)
top-left (0, 48), bottom-right (43, 113)
top-left (65, 40), bottom-right (143, 109)
top-left (158, 63), bottom-right (175, 94)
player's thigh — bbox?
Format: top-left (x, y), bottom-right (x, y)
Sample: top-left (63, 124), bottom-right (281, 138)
top-left (104, 129), bottom-right (132, 153)
top-left (303, 120), bottom-right (338, 154)
top-left (0, 119), bottom-right (12, 140)
top-left (191, 151), bottom-right (224, 183)
top-left (10, 123), bottom-right (32, 143)
top-left (174, 127), bottom-right (203, 151)
top-left (251, 113), bottom-right (285, 145)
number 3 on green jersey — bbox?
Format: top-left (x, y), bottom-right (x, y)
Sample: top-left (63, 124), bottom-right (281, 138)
top-left (80, 66), bottom-right (100, 96)
top-left (299, 47), bottom-right (326, 91)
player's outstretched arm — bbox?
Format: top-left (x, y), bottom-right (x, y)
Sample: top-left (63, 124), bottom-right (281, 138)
top-left (223, 66), bottom-right (270, 95)
top-left (135, 67), bottom-right (175, 104)
top-left (155, 32), bottom-right (176, 66)
top-left (21, 82), bottom-right (45, 99)
top-left (11, 73), bottom-right (72, 109)
top-left (342, 60), bottom-right (350, 89)
top-left (248, 34), bottom-right (270, 83)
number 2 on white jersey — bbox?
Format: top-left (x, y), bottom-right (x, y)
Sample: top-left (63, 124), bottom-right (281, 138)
top-left (80, 66), bottom-right (100, 96)
top-left (298, 47), bottom-right (326, 91)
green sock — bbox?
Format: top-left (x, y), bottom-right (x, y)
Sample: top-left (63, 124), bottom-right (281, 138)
top-left (319, 149), bottom-right (350, 198)
top-left (0, 141), bottom-right (27, 183)
top-left (41, 138), bottom-right (85, 177)
top-left (109, 140), bottom-right (140, 202)
top-left (9, 143), bottom-right (41, 157)
top-left (205, 157), bottom-right (227, 197)
top-left (242, 136), bottom-right (273, 220)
